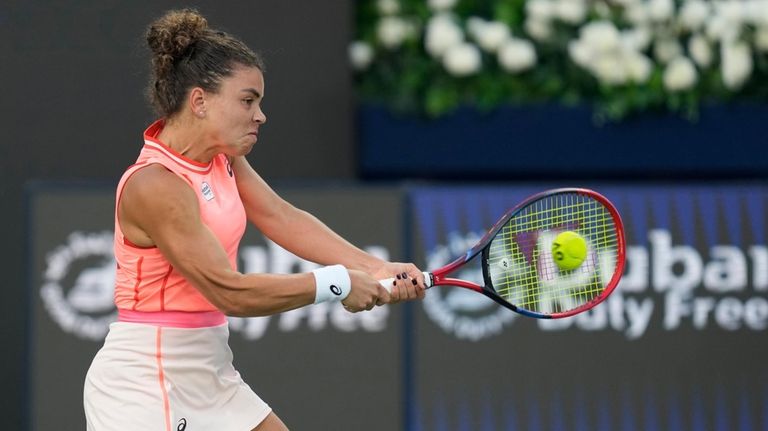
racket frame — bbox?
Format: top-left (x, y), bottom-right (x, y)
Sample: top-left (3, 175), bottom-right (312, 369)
top-left (427, 188), bottom-right (625, 319)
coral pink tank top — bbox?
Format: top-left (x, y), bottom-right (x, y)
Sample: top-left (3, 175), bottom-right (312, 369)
top-left (113, 120), bottom-right (246, 315)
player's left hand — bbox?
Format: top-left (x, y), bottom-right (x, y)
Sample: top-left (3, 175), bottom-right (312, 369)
top-left (372, 262), bottom-right (426, 305)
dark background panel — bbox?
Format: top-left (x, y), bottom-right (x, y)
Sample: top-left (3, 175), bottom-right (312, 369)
top-left (407, 185), bottom-right (768, 430)
top-left (30, 189), bottom-right (116, 431)
top-left (29, 185), bottom-right (405, 431)
top-left (359, 105), bottom-right (768, 181)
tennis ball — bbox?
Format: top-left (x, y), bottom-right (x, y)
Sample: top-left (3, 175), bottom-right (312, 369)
top-left (551, 231), bottom-right (587, 271)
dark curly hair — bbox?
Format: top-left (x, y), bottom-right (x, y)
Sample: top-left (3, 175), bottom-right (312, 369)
top-left (145, 9), bottom-right (264, 117)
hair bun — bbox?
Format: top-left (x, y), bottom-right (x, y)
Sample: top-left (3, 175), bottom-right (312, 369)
top-left (146, 9), bottom-right (208, 60)
top-left (145, 9), bottom-right (263, 117)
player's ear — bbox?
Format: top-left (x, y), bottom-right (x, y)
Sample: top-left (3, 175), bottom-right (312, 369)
top-left (189, 87), bottom-right (207, 118)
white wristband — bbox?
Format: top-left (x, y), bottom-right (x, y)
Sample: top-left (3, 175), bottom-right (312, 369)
top-left (312, 264), bottom-right (351, 304)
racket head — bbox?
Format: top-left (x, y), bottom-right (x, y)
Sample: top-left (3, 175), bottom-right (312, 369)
top-left (474, 188), bottom-right (625, 318)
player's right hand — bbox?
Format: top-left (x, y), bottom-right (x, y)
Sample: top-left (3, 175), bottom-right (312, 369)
top-left (342, 269), bottom-right (390, 313)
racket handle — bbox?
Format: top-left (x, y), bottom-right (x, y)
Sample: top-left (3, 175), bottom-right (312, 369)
top-left (379, 271), bottom-right (433, 292)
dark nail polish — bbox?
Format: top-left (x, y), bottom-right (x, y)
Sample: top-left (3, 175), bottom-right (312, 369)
top-left (392, 280), bottom-right (396, 286)
top-left (401, 272), bottom-right (407, 278)
top-left (396, 274), bottom-right (401, 279)
top-left (412, 279), bottom-right (417, 285)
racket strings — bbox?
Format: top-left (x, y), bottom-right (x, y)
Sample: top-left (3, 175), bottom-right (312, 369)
top-left (510, 201), bottom-right (610, 231)
top-left (486, 193), bottom-right (620, 314)
top-left (491, 243), bottom-right (612, 309)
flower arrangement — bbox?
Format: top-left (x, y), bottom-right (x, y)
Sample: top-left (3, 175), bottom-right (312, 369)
top-left (349, 0), bottom-right (768, 122)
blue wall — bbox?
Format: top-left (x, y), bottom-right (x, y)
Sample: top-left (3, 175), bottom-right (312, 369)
top-left (359, 104), bottom-right (768, 180)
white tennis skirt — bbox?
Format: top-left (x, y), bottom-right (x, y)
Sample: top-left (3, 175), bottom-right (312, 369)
top-left (84, 321), bottom-right (271, 431)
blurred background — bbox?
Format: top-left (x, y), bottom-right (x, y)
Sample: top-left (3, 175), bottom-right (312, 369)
top-left (5, 0), bottom-right (768, 429)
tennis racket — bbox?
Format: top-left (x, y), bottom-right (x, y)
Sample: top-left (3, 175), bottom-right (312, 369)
top-left (382, 188), bottom-right (625, 319)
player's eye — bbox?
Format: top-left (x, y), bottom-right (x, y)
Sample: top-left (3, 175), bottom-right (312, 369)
top-left (242, 98), bottom-right (254, 106)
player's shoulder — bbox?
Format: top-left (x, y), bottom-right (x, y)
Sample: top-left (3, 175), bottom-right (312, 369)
top-left (123, 163), bottom-right (196, 205)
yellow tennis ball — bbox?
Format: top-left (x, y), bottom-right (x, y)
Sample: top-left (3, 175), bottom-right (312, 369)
top-left (551, 231), bottom-right (587, 271)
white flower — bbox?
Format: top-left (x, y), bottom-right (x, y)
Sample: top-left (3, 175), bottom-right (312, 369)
top-left (594, 1), bottom-right (612, 18)
top-left (554, 0), bottom-right (588, 25)
top-left (477, 22), bottom-right (510, 52)
top-left (679, 0), bottom-right (710, 30)
top-left (593, 55), bottom-right (627, 85)
top-left (715, 1), bottom-right (746, 26)
top-left (376, 16), bottom-right (409, 49)
top-left (568, 40), bottom-right (593, 68)
top-left (466, 16), bottom-right (486, 39)
top-left (428, 0), bottom-right (458, 12)
top-left (425, 14), bottom-right (464, 58)
top-left (498, 38), bottom-right (537, 72)
top-left (526, 0), bottom-right (555, 21)
top-left (571, 18), bottom-right (659, 86)
top-left (625, 52), bottom-right (653, 83)
top-left (745, 0), bottom-right (768, 26)
top-left (348, 41), bottom-right (374, 70)
top-left (524, 18), bottom-right (553, 41)
top-left (706, 15), bottom-right (739, 42)
top-left (376, 0), bottom-right (400, 15)
top-left (755, 26), bottom-right (768, 52)
top-left (580, 21), bottom-right (621, 54)
top-left (714, 2), bottom-right (747, 42)
top-left (471, 21), bottom-right (511, 52)
top-left (442, 42), bottom-right (482, 76)
top-left (721, 42), bottom-right (753, 89)
top-left (621, 27), bottom-right (652, 51)
top-left (624, 3), bottom-right (651, 26)
top-left (663, 56), bottom-right (698, 91)
top-left (688, 34), bottom-right (712, 67)
top-left (648, 0), bottom-right (675, 21)
top-left (653, 39), bottom-right (682, 64)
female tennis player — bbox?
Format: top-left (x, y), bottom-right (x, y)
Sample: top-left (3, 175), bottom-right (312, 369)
top-left (83, 9), bottom-right (426, 431)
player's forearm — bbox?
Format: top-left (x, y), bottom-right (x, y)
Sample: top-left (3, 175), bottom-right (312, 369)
top-left (262, 207), bottom-right (385, 273)
top-left (195, 269), bottom-right (317, 317)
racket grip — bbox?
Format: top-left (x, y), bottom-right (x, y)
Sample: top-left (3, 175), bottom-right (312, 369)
top-left (379, 271), bottom-right (433, 292)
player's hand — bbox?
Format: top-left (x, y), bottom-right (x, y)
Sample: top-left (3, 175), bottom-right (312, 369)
top-left (342, 269), bottom-right (391, 313)
top-left (373, 262), bottom-right (426, 304)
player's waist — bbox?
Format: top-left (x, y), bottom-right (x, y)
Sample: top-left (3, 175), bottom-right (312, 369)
top-left (118, 309), bottom-right (227, 328)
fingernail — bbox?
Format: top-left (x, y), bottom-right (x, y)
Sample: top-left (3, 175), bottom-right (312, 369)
top-left (393, 280), bottom-right (396, 286)
top-left (396, 274), bottom-right (401, 279)
top-left (401, 272), bottom-right (407, 278)
top-left (412, 279), bottom-right (417, 285)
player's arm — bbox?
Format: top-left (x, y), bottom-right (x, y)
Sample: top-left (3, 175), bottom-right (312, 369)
top-left (231, 156), bottom-right (384, 272)
top-left (119, 165), bottom-right (379, 315)
top-left (231, 156), bottom-right (426, 300)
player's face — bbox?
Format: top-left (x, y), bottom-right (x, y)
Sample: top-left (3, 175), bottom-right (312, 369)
top-left (205, 65), bottom-right (266, 156)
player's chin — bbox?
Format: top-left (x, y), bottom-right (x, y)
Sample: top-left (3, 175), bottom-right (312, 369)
top-left (235, 140), bottom-right (256, 155)
top-left (239, 144), bottom-right (255, 156)
top-left (224, 145), bottom-right (253, 158)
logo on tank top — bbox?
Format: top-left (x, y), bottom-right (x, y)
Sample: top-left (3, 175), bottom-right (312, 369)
top-left (201, 181), bottom-right (215, 201)
top-left (39, 231), bottom-right (118, 340)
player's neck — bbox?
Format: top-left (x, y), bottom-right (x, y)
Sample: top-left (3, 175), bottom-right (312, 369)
top-left (158, 116), bottom-right (218, 164)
